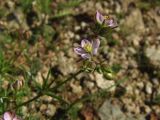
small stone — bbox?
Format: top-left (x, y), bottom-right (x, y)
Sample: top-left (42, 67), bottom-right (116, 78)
top-left (145, 45), bottom-right (160, 68)
top-left (98, 100), bottom-right (126, 120)
top-left (152, 78), bottom-right (159, 86)
top-left (2, 80), bottom-right (9, 89)
top-left (74, 26), bottom-right (81, 31)
top-left (67, 31), bottom-right (74, 38)
top-left (58, 52), bottom-right (77, 75)
top-left (115, 2), bottom-right (122, 14)
top-left (123, 8), bottom-right (145, 35)
top-left (6, 1), bottom-right (15, 10)
top-left (126, 86), bottom-right (133, 94)
top-left (81, 22), bottom-right (87, 28)
top-left (85, 81), bottom-right (95, 89)
top-left (41, 95), bottom-right (53, 103)
top-left (21, 106), bottom-right (28, 116)
top-left (134, 88), bottom-right (140, 96)
top-left (144, 105), bottom-right (151, 113)
top-left (128, 34), bottom-right (141, 47)
top-left (126, 103), bottom-right (140, 114)
top-left (40, 104), bottom-right (47, 112)
top-left (46, 104), bottom-right (56, 116)
top-left (137, 82), bottom-right (144, 89)
top-left (75, 34), bottom-right (80, 40)
top-left (128, 47), bottom-right (136, 54)
top-left (94, 72), bottom-right (115, 91)
top-left (70, 82), bottom-right (82, 94)
top-left (148, 9), bottom-right (160, 29)
top-left (157, 35), bottom-right (160, 41)
top-left (35, 72), bottom-right (44, 86)
top-left (145, 83), bottom-right (152, 94)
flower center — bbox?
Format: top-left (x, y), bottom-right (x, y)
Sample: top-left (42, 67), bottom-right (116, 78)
top-left (104, 15), bottom-right (110, 20)
top-left (84, 43), bottom-right (92, 53)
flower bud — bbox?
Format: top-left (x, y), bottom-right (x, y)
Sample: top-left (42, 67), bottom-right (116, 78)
top-left (11, 79), bottom-right (24, 91)
top-left (103, 71), bottom-right (115, 80)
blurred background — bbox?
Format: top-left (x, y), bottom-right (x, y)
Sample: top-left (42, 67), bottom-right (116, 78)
top-left (0, 0), bottom-right (160, 119)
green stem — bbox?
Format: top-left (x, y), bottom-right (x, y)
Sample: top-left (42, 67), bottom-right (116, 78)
top-left (52, 69), bottom-right (84, 91)
top-left (45, 91), bottom-right (69, 105)
top-left (66, 77), bottom-right (127, 112)
top-left (10, 93), bottom-right (42, 111)
top-left (9, 70), bottom-right (84, 111)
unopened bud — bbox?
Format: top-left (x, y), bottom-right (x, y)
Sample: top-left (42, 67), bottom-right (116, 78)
top-left (11, 79), bottom-right (24, 91)
top-left (103, 72), bottom-right (115, 80)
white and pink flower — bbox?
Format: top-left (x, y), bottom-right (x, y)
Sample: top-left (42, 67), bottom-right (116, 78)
top-left (74, 39), bottom-right (100, 59)
top-left (96, 11), bottom-right (118, 28)
top-left (1, 112), bottom-right (21, 120)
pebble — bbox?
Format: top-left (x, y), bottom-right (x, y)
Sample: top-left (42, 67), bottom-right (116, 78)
top-left (137, 82), bottom-right (144, 89)
top-left (98, 100), bottom-right (126, 120)
top-left (46, 104), bottom-right (56, 116)
top-left (85, 81), bottom-right (95, 89)
top-left (134, 88), bottom-right (140, 96)
top-left (40, 104), bottom-right (47, 111)
top-left (41, 95), bottom-right (53, 103)
top-left (74, 26), bottom-right (81, 31)
top-left (152, 78), bottom-right (159, 86)
top-left (144, 105), bottom-right (151, 113)
top-left (145, 83), bottom-right (152, 94)
top-left (94, 72), bottom-right (115, 91)
top-left (126, 86), bottom-right (133, 94)
top-left (67, 31), bottom-right (74, 38)
top-left (70, 82), bottom-right (82, 94)
top-left (21, 106), bottom-right (28, 115)
top-left (81, 22), bottom-right (87, 28)
top-left (128, 47), bottom-right (136, 54)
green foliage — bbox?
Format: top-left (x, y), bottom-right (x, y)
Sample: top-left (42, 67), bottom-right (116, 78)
top-left (53, 10), bottom-right (73, 18)
top-left (22, 114), bottom-right (40, 120)
top-left (93, 23), bottom-right (119, 46)
top-left (20, 0), bottom-right (52, 14)
top-left (36, 0), bottom-right (52, 14)
top-left (0, 51), bottom-right (12, 76)
top-left (30, 58), bottom-right (42, 76)
top-left (95, 64), bottom-right (121, 80)
top-left (15, 87), bottom-right (31, 105)
top-left (53, 0), bottom-right (84, 18)
top-left (68, 104), bottom-right (81, 120)
top-left (0, 32), bottom-right (13, 43)
top-left (58, 0), bottom-right (83, 10)
top-left (137, 2), bottom-right (151, 11)
top-left (138, 0), bottom-right (160, 9)
top-left (152, 94), bottom-right (160, 104)
top-left (111, 64), bottom-right (121, 74)
top-left (42, 25), bottom-right (56, 43)
top-left (0, 90), bottom-right (8, 114)
top-left (20, 0), bottom-right (33, 12)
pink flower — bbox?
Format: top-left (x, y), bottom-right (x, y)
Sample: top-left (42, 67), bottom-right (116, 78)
top-left (2, 112), bottom-right (21, 120)
top-left (74, 39), bottom-right (100, 59)
top-left (96, 11), bottom-right (118, 28)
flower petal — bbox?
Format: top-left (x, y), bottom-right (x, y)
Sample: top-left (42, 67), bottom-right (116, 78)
top-left (81, 53), bottom-right (91, 59)
top-left (81, 39), bottom-right (91, 48)
top-left (105, 18), bottom-right (118, 28)
top-left (3, 112), bottom-right (12, 120)
top-left (74, 47), bottom-right (85, 55)
top-left (96, 11), bottom-right (104, 24)
top-left (92, 39), bottom-right (100, 55)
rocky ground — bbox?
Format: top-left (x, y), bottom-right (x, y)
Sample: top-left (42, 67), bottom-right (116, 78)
top-left (0, 0), bottom-right (160, 120)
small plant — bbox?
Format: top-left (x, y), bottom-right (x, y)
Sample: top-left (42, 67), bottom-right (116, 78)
top-left (0, 2), bottom-right (122, 118)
